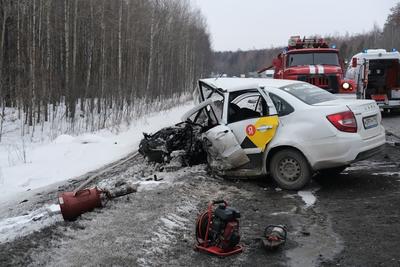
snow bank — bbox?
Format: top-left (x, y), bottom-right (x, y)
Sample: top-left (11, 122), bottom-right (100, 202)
top-left (0, 204), bottom-right (62, 244)
top-left (0, 103), bottom-right (193, 204)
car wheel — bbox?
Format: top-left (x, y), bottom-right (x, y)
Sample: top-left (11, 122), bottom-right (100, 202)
top-left (269, 149), bottom-right (311, 190)
top-left (317, 166), bottom-right (347, 177)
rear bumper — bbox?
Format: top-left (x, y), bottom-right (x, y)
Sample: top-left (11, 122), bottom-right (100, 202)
top-left (353, 144), bottom-right (385, 162)
top-left (305, 126), bottom-right (386, 170)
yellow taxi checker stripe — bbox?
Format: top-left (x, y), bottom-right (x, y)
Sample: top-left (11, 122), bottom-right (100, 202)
top-left (246, 116), bottom-right (279, 152)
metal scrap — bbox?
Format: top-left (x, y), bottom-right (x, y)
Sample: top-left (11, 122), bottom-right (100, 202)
top-left (139, 122), bottom-right (207, 167)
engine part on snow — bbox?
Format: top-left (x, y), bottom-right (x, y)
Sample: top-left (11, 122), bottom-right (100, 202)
top-left (139, 122), bottom-right (206, 166)
top-left (163, 150), bottom-right (185, 172)
top-left (144, 174), bottom-right (164, 181)
top-left (103, 183), bottom-right (138, 199)
top-left (262, 225), bottom-right (287, 250)
top-left (156, 177), bottom-right (164, 181)
top-left (195, 200), bottom-right (243, 257)
top-left (58, 187), bottom-right (104, 221)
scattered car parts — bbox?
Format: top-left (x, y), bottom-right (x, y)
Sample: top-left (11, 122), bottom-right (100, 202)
top-left (139, 121), bottom-right (207, 167)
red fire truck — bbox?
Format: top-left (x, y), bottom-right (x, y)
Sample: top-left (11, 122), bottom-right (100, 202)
top-left (259, 36), bottom-right (356, 94)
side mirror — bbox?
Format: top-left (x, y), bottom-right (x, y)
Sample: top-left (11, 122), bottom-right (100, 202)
top-left (352, 58), bottom-right (357, 68)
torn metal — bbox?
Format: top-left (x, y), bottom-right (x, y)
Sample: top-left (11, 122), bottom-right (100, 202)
top-left (203, 125), bottom-right (250, 171)
top-left (139, 122), bottom-right (207, 167)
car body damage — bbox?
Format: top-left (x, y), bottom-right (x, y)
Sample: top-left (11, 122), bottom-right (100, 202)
top-left (203, 125), bottom-right (250, 171)
top-left (182, 81), bottom-right (280, 176)
top-left (142, 77), bottom-right (385, 190)
top-left (181, 100), bottom-right (251, 171)
top-left (181, 78), bottom-right (385, 189)
top-left (139, 122), bottom-right (207, 167)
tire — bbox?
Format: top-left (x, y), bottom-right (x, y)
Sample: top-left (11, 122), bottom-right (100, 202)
top-left (269, 149), bottom-right (311, 190)
top-left (318, 166), bottom-right (347, 177)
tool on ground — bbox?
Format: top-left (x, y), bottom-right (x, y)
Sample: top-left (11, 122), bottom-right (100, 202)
top-left (59, 151), bottom-right (139, 222)
top-left (59, 183), bottom-right (137, 221)
top-left (59, 187), bottom-right (104, 221)
top-left (262, 224), bottom-right (287, 250)
top-left (195, 200), bottom-right (243, 257)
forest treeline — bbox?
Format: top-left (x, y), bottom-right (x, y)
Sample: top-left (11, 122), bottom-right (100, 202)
top-left (0, 0), bottom-right (211, 129)
top-left (213, 2), bottom-right (400, 77)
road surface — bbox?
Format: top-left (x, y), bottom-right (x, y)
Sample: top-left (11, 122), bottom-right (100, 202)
top-left (0, 116), bottom-right (399, 266)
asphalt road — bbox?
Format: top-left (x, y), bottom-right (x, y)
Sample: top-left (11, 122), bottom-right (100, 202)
top-left (0, 116), bottom-right (399, 267)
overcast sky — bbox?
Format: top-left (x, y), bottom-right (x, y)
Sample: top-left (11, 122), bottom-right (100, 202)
top-left (190, 0), bottom-right (399, 51)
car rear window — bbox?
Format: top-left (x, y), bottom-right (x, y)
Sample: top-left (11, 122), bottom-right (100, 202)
top-left (279, 83), bottom-right (337, 104)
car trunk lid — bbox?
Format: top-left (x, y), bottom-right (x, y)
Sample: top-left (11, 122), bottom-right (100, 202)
top-left (314, 99), bottom-right (382, 140)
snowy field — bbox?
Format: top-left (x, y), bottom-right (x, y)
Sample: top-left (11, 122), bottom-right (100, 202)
top-left (0, 101), bottom-right (193, 205)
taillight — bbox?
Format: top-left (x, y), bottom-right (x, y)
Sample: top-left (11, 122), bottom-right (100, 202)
top-left (326, 111), bottom-right (357, 133)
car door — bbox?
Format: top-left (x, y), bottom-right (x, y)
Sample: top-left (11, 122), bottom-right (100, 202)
top-left (203, 124), bottom-right (251, 171)
top-left (181, 99), bottom-right (250, 171)
top-left (225, 88), bottom-right (279, 170)
top-left (198, 80), bottom-right (216, 102)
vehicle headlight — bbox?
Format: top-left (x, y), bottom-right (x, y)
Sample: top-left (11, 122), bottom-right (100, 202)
top-left (342, 82), bottom-right (350, 90)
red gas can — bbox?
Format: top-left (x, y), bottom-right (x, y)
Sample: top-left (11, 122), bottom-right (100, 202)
top-left (58, 187), bottom-right (103, 221)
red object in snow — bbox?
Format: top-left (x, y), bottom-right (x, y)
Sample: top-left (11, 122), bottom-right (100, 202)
top-left (58, 187), bottom-right (103, 221)
top-left (195, 200), bottom-right (243, 257)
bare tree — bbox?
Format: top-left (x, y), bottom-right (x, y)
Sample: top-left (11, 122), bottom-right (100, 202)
top-left (0, 0), bottom-right (212, 139)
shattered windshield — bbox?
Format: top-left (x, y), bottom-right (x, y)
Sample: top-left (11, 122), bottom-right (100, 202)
top-left (287, 52), bottom-right (339, 66)
top-left (280, 83), bottom-right (337, 104)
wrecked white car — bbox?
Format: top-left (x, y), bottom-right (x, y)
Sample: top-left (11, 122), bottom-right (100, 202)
top-left (182, 78), bottom-right (386, 190)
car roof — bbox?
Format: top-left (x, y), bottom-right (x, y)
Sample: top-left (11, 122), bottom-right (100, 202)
top-left (199, 78), bottom-right (302, 92)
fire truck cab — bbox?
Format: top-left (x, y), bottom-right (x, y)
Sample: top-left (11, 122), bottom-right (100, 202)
top-left (345, 49), bottom-right (400, 112)
top-left (263, 36), bottom-right (355, 94)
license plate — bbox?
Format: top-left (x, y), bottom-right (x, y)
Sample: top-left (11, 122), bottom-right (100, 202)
top-left (363, 115), bottom-right (378, 129)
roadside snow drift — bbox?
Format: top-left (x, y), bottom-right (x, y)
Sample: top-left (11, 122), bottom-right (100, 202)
top-left (0, 103), bottom-right (193, 204)
top-left (0, 204), bottom-right (62, 244)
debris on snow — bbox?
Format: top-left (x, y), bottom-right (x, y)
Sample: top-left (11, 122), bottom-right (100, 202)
top-left (297, 190), bottom-right (317, 208)
top-left (105, 183), bottom-right (138, 199)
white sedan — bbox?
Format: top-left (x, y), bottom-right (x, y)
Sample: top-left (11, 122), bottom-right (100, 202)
top-left (182, 78), bottom-right (386, 190)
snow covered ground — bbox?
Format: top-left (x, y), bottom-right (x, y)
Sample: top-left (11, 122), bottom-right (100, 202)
top-left (297, 189), bottom-right (318, 208)
top-left (0, 102), bottom-right (193, 205)
top-left (0, 204), bottom-right (62, 244)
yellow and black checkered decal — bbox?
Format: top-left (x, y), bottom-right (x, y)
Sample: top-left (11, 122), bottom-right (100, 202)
top-left (241, 115), bottom-right (279, 151)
